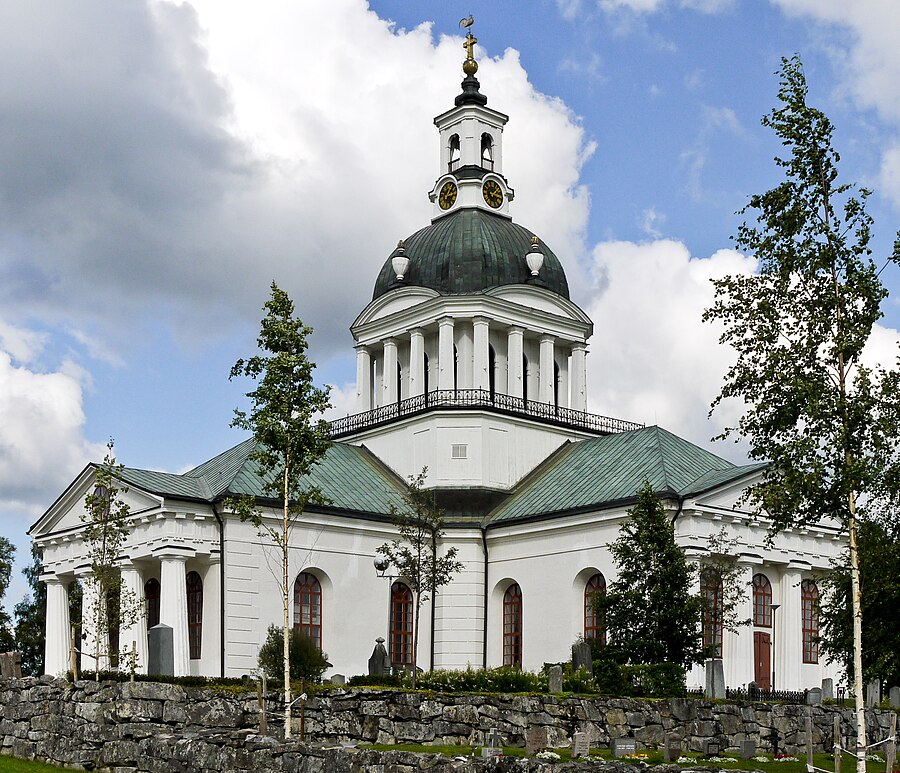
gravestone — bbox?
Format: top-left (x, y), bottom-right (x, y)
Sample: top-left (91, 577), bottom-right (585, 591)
top-left (367, 637), bottom-right (389, 676)
top-left (572, 732), bottom-right (590, 759)
top-left (147, 624), bottom-right (174, 676)
top-left (482, 729), bottom-right (503, 758)
top-left (0, 652), bottom-right (22, 678)
top-left (330, 673), bottom-right (345, 686)
top-left (572, 640), bottom-right (593, 676)
top-left (705, 659), bottom-right (725, 699)
top-left (889, 686), bottom-right (900, 709)
top-left (612, 737), bottom-right (637, 757)
top-left (821, 678), bottom-right (834, 701)
top-left (526, 726), bottom-right (549, 755)
top-left (740, 740), bottom-right (757, 760)
top-left (806, 688), bottom-right (823, 705)
top-left (663, 736), bottom-right (682, 762)
top-left (866, 679), bottom-right (881, 707)
top-left (705, 739), bottom-right (722, 757)
top-left (548, 665), bottom-right (563, 693)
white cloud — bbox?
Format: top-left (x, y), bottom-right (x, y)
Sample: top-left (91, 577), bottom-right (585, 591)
top-left (639, 208), bottom-right (666, 237)
top-left (583, 239), bottom-right (756, 456)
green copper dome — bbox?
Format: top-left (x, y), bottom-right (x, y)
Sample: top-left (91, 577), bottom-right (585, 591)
top-left (373, 209), bottom-right (570, 300)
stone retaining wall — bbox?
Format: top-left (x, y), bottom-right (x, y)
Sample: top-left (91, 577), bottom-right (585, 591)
top-left (1, 677), bottom-right (896, 772)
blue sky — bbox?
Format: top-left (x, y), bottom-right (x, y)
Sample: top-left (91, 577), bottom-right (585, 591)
top-left (2, 0), bottom-right (899, 612)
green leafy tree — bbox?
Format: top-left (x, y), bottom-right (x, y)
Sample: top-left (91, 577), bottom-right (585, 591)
top-left (229, 282), bottom-right (332, 737)
top-left (258, 623), bottom-right (331, 683)
top-left (376, 469), bottom-right (464, 688)
top-left (699, 527), bottom-right (751, 658)
top-left (81, 441), bottom-right (141, 680)
top-left (0, 536), bottom-right (15, 652)
top-left (13, 544), bottom-right (46, 675)
top-left (818, 521), bottom-right (899, 688)
top-left (597, 482), bottom-right (704, 671)
top-left (704, 56), bottom-right (900, 771)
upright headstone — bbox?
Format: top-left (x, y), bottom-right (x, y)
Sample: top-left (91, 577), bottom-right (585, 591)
top-left (888, 686), bottom-right (900, 709)
top-left (367, 637), bottom-right (389, 676)
top-left (740, 740), bottom-right (757, 760)
top-left (612, 737), bottom-right (637, 757)
top-left (705, 659), bottom-right (725, 699)
top-left (572, 640), bottom-right (593, 676)
top-left (572, 731), bottom-right (591, 759)
top-left (866, 679), bottom-right (881, 708)
top-left (147, 624), bottom-right (174, 677)
top-left (0, 652), bottom-right (22, 679)
top-left (664, 736), bottom-right (682, 762)
top-left (806, 688), bottom-right (823, 705)
top-left (821, 678), bottom-right (834, 701)
top-left (526, 726), bottom-right (549, 755)
top-left (705, 739), bottom-right (722, 757)
top-left (548, 665), bottom-right (564, 693)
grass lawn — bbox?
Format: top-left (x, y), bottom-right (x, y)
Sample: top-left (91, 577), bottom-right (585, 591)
top-left (0, 758), bottom-right (66, 773)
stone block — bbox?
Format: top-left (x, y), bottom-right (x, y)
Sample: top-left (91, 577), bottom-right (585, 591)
top-left (740, 739), bottom-right (757, 759)
top-left (821, 679), bottom-right (834, 700)
top-left (147, 625), bottom-right (174, 677)
top-left (806, 688), bottom-right (823, 706)
top-left (705, 660), bottom-right (725, 700)
top-left (548, 665), bottom-right (563, 694)
top-left (526, 726), bottom-right (549, 755)
top-left (889, 686), bottom-right (900, 709)
top-left (866, 679), bottom-right (881, 707)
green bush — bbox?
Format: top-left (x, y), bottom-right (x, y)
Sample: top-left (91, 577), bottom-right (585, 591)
top-left (347, 673), bottom-right (405, 687)
top-left (257, 624), bottom-right (330, 683)
top-left (68, 670), bottom-right (251, 689)
top-left (622, 663), bottom-right (686, 698)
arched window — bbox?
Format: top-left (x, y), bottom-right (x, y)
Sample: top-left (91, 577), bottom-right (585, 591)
top-left (752, 574), bottom-right (772, 627)
top-left (186, 571), bottom-right (203, 660)
top-left (701, 567), bottom-right (723, 658)
top-left (522, 356), bottom-right (529, 404)
top-left (584, 573), bottom-right (606, 644)
top-left (502, 583), bottom-right (522, 667)
top-left (144, 578), bottom-right (160, 629)
top-left (294, 572), bottom-right (323, 651)
top-left (481, 133), bottom-right (494, 169)
top-left (390, 581), bottom-right (413, 666)
top-left (448, 134), bottom-right (461, 172)
top-left (801, 580), bottom-right (819, 664)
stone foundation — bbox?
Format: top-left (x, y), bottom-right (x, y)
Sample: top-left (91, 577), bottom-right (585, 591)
top-left (0, 677), bottom-right (895, 772)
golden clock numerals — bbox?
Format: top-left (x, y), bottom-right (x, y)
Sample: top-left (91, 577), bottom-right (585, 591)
top-left (482, 180), bottom-right (503, 209)
top-left (439, 181), bottom-right (458, 210)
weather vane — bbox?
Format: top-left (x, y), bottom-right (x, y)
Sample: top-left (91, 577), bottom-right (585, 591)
top-left (459, 15), bottom-right (478, 75)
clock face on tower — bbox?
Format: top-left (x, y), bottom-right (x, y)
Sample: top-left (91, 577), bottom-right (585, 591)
top-left (438, 180), bottom-right (458, 210)
top-left (482, 179), bottom-right (503, 209)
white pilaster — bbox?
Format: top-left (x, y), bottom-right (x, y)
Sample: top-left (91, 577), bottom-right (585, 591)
top-left (777, 567), bottom-right (803, 691)
top-left (44, 577), bottom-right (71, 676)
top-left (507, 327), bottom-right (524, 399)
top-left (570, 343), bottom-right (587, 412)
top-left (473, 317), bottom-right (490, 392)
top-left (409, 329), bottom-right (425, 398)
top-left (438, 317), bottom-right (455, 390)
top-left (723, 562), bottom-right (755, 689)
top-left (355, 346), bottom-right (372, 412)
top-left (539, 335), bottom-right (555, 405)
top-left (159, 555), bottom-right (190, 677)
top-left (119, 564), bottom-right (148, 674)
top-left (383, 338), bottom-right (399, 405)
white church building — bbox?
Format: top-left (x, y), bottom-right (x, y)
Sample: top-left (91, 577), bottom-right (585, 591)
top-left (31, 36), bottom-right (842, 692)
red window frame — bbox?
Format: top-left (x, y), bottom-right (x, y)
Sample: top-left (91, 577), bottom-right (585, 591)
top-left (801, 580), bottom-right (819, 664)
top-left (390, 581), bottom-right (413, 666)
top-left (503, 583), bottom-right (523, 667)
top-left (144, 578), bottom-right (160, 629)
top-left (186, 571), bottom-right (203, 660)
top-left (584, 573), bottom-right (606, 645)
top-left (293, 572), bottom-right (323, 651)
top-left (701, 567), bottom-right (723, 658)
top-left (752, 573), bottom-right (772, 627)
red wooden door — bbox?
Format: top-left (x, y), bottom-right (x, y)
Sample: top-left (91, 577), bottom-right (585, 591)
top-left (754, 631), bottom-right (771, 690)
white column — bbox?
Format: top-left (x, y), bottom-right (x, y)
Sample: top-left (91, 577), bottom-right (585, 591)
top-left (159, 555), bottom-right (190, 677)
top-left (777, 567), bottom-right (803, 691)
top-left (382, 338), bottom-right (398, 405)
top-left (409, 329), bottom-right (425, 398)
top-left (44, 577), bottom-right (71, 676)
top-left (570, 343), bottom-right (587, 412)
top-left (438, 317), bottom-right (455, 390)
top-left (80, 576), bottom-right (108, 673)
top-left (539, 335), bottom-right (555, 404)
top-left (119, 564), bottom-right (147, 674)
top-left (355, 346), bottom-right (372, 412)
top-left (723, 562), bottom-right (755, 689)
top-left (507, 327), bottom-right (524, 398)
top-left (473, 317), bottom-right (490, 392)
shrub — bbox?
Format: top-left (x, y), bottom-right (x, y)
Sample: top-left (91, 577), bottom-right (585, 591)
top-left (257, 624), bottom-right (330, 683)
top-left (622, 663), bottom-right (686, 698)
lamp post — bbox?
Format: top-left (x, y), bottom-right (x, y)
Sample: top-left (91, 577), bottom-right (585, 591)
top-left (770, 603), bottom-right (781, 694)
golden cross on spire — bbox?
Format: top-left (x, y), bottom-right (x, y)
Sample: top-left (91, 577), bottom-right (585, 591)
top-left (459, 15), bottom-right (478, 75)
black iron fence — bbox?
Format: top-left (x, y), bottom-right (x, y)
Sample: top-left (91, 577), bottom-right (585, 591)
top-left (329, 388), bottom-right (644, 438)
top-left (686, 685), bottom-right (810, 703)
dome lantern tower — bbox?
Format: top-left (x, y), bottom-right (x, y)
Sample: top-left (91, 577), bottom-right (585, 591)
top-left (428, 19), bottom-right (514, 219)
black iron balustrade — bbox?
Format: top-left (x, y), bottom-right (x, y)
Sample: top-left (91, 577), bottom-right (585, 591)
top-left (328, 388), bottom-right (643, 438)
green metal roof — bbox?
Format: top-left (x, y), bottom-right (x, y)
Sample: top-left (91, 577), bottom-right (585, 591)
top-left (373, 208), bottom-right (570, 300)
top-left (119, 440), bottom-right (407, 517)
top-left (486, 425), bottom-right (761, 525)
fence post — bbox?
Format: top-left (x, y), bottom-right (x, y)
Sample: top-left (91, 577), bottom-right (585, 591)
top-left (834, 714), bottom-right (841, 773)
top-left (258, 673), bottom-right (268, 736)
top-left (807, 716), bottom-right (815, 772)
top-left (886, 712), bottom-right (896, 773)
